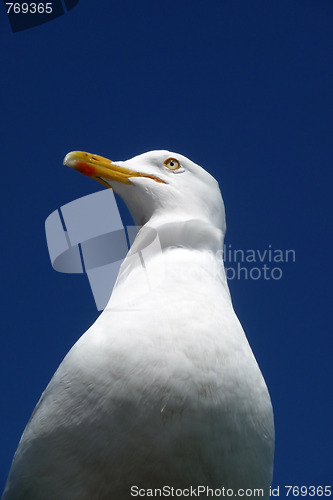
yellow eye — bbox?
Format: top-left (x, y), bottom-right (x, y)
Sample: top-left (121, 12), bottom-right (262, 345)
top-left (164, 158), bottom-right (181, 171)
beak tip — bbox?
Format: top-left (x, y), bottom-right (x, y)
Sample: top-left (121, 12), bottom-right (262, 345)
top-left (63, 152), bottom-right (75, 167)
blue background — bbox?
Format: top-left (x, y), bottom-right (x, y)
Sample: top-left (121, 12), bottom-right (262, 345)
top-left (1, 0), bottom-right (332, 493)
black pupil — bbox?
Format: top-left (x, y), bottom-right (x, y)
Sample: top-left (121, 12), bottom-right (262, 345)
top-left (170, 161), bottom-right (174, 166)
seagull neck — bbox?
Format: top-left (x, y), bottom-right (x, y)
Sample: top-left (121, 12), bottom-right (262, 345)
top-left (131, 219), bottom-right (224, 255)
top-left (110, 219), bottom-right (230, 308)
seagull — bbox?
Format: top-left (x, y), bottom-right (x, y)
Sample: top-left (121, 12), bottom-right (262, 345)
top-left (2, 150), bottom-right (274, 499)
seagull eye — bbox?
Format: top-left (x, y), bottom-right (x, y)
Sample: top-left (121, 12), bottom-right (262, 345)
top-left (164, 158), bottom-right (181, 171)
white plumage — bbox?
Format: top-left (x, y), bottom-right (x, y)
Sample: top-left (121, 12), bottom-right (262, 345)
top-left (2, 150), bottom-right (274, 499)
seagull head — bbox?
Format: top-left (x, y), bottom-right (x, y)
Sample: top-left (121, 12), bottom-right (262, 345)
top-left (63, 150), bottom-right (226, 233)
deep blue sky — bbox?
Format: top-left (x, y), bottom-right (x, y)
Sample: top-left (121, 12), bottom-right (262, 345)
top-left (1, 0), bottom-right (332, 494)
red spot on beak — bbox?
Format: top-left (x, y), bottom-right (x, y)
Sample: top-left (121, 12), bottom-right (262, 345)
top-left (75, 161), bottom-right (96, 177)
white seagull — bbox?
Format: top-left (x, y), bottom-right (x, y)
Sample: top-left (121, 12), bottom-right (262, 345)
top-left (2, 150), bottom-right (274, 499)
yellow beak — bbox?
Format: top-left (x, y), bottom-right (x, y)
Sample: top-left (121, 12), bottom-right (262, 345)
top-left (63, 151), bottom-right (164, 189)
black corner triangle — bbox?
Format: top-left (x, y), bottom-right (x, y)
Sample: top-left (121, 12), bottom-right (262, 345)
top-left (64, 0), bottom-right (80, 12)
